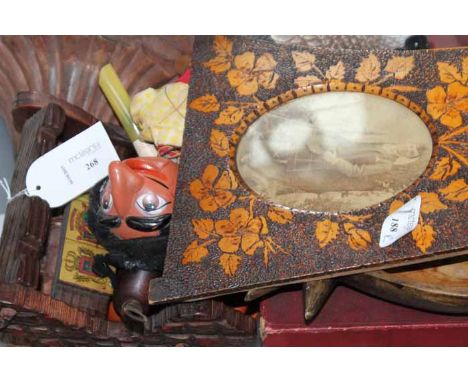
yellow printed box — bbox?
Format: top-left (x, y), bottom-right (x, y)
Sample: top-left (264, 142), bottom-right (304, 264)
top-left (65, 194), bottom-right (101, 247)
top-left (57, 194), bottom-right (113, 295)
top-left (59, 238), bottom-right (113, 294)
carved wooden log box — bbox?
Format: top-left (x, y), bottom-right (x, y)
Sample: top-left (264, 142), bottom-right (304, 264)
top-left (0, 36), bottom-right (256, 346)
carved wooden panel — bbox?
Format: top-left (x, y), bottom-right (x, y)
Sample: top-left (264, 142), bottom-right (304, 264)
top-left (0, 36), bottom-right (193, 150)
top-left (0, 283), bottom-right (256, 346)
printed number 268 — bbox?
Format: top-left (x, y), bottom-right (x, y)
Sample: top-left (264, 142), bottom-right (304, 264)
top-left (85, 158), bottom-right (98, 170)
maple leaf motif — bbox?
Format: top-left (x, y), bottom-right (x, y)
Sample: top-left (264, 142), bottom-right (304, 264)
top-left (292, 51), bottom-right (316, 72)
top-left (344, 223), bottom-right (372, 250)
top-left (267, 207), bottom-right (293, 224)
top-left (190, 94), bottom-right (220, 113)
top-left (384, 56), bottom-right (414, 80)
top-left (219, 254), bottom-right (241, 276)
top-left (315, 220), bottom-right (339, 248)
top-left (439, 179), bottom-right (468, 202)
top-left (419, 192), bottom-right (448, 214)
top-left (214, 106), bottom-right (244, 125)
top-left (412, 221), bottom-right (436, 253)
top-left (182, 241), bottom-right (209, 264)
top-left (294, 75), bottom-right (321, 87)
top-left (355, 54), bottom-right (381, 83)
top-left (209, 129), bottom-right (229, 157)
top-left (430, 156), bottom-right (461, 180)
top-left (325, 61), bottom-right (345, 81)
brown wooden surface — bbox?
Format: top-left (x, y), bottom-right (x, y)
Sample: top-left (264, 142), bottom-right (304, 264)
top-left (0, 282), bottom-right (256, 346)
top-left (0, 36), bottom-right (193, 151)
top-left (150, 36), bottom-right (468, 304)
top-left (0, 105), bottom-right (65, 287)
top-left (343, 257), bottom-right (468, 314)
top-left (12, 91), bottom-right (136, 160)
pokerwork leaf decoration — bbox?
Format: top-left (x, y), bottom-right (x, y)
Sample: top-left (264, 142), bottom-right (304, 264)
top-left (325, 61), bottom-right (345, 81)
top-left (430, 156), bottom-right (461, 180)
top-left (189, 164), bottom-right (237, 212)
top-left (437, 57), bottom-right (468, 85)
top-left (439, 179), bottom-right (468, 202)
top-left (209, 129), bottom-right (229, 157)
top-left (388, 181), bottom-right (466, 253)
top-left (412, 220), bottom-right (436, 253)
top-left (182, 241), bottom-right (210, 264)
top-left (227, 52), bottom-right (279, 95)
top-left (292, 52), bottom-right (418, 94)
top-left (314, 215), bottom-right (372, 250)
top-left (204, 55), bottom-right (232, 74)
top-left (183, 197), bottom-right (292, 275)
top-left (189, 94), bottom-right (220, 113)
top-left (344, 223), bottom-right (372, 251)
top-left (384, 56), bottom-right (415, 80)
top-left (430, 126), bottom-right (467, 180)
top-left (190, 97), bottom-right (259, 128)
top-left (315, 220), bottom-right (339, 249)
top-left (355, 53), bottom-right (381, 83)
top-left (340, 214), bottom-right (373, 223)
top-left (203, 36), bottom-right (233, 74)
top-left (353, 54), bottom-right (417, 89)
top-left (292, 51), bottom-right (316, 72)
top-left (419, 192), bottom-right (447, 214)
top-left (214, 35), bottom-right (233, 57)
top-left (294, 75), bottom-right (321, 87)
top-left (196, 36), bottom-right (281, 130)
top-left (214, 106), bottom-right (244, 125)
top-left (220, 254), bottom-right (241, 276)
top-left (293, 56), bottom-right (347, 87)
top-left (438, 62), bottom-right (464, 84)
top-left (267, 206), bottom-right (293, 224)
top-left (426, 82), bottom-right (468, 129)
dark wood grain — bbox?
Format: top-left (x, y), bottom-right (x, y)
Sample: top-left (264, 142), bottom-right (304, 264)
top-left (342, 257), bottom-right (468, 314)
top-left (0, 104), bottom-right (65, 287)
top-left (0, 36), bottom-right (193, 151)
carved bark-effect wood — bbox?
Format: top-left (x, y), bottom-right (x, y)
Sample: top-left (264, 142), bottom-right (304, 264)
top-left (0, 105), bottom-right (65, 287)
top-left (0, 282), bottom-right (256, 346)
top-left (0, 36), bottom-right (193, 151)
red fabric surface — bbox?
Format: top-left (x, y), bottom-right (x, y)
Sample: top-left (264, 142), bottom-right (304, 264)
top-left (261, 286), bottom-right (468, 346)
top-left (177, 69), bottom-right (191, 84)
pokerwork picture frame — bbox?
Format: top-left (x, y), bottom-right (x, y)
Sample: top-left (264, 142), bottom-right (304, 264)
top-left (150, 36), bottom-right (468, 304)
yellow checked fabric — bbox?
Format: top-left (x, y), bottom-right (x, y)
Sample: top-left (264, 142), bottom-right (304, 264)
top-left (130, 82), bottom-right (189, 147)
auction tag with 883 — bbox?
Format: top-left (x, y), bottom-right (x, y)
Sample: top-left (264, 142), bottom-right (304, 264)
top-left (25, 122), bottom-right (120, 208)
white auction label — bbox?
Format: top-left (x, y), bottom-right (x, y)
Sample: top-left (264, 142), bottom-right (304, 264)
top-left (25, 122), bottom-right (120, 208)
top-left (379, 195), bottom-right (421, 247)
